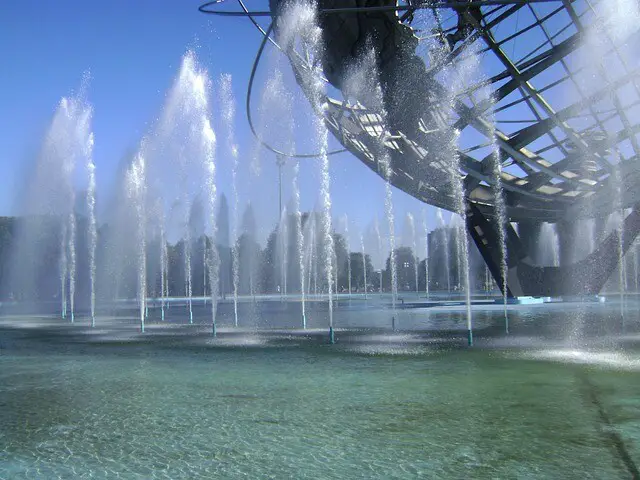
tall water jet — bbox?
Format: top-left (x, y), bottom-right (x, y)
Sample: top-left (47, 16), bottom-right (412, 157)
top-left (613, 167), bottom-right (626, 325)
top-left (241, 204), bottom-right (258, 301)
top-left (384, 168), bottom-right (398, 315)
top-left (277, 4), bottom-right (334, 341)
top-left (155, 51), bottom-right (218, 332)
top-left (19, 89), bottom-right (94, 323)
top-left (343, 49), bottom-right (398, 311)
top-left (278, 206), bottom-right (289, 299)
top-left (485, 265), bottom-right (491, 295)
top-left (303, 212), bottom-right (318, 298)
top-left (204, 124), bottom-right (218, 336)
top-left (187, 198), bottom-right (205, 324)
top-left (449, 163), bottom-right (472, 345)
top-left (86, 134), bottom-right (97, 327)
top-left (184, 227), bottom-right (193, 324)
top-left (202, 236), bottom-right (208, 304)
top-left (342, 214), bottom-right (352, 297)
top-left (293, 162), bottom-right (307, 327)
top-left (160, 221), bottom-right (168, 321)
top-left (60, 224), bottom-right (68, 319)
top-left (471, 48), bottom-right (509, 330)
top-left (634, 241), bottom-right (639, 292)
top-left (422, 210), bottom-right (429, 299)
top-left (373, 217), bottom-right (383, 293)
top-left (407, 213), bottom-right (419, 295)
top-left (453, 216), bottom-right (462, 292)
top-left (201, 113), bottom-right (218, 335)
top-left (360, 233), bottom-right (367, 299)
top-left (490, 143), bottom-right (508, 333)
top-left (436, 209), bottom-right (451, 294)
top-left (219, 74), bottom-right (240, 327)
top-left (440, 62), bottom-right (473, 345)
top-left (126, 150), bottom-right (147, 333)
top-left (67, 209), bottom-right (77, 323)
top-left (333, 248), bottom-right (339, 306)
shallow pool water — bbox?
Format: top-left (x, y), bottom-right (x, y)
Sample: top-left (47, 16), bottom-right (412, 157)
top-left (1, 297), bottom-right (640, 478)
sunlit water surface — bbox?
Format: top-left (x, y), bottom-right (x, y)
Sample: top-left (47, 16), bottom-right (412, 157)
top-left (1, 295), bottom-right (640, 478)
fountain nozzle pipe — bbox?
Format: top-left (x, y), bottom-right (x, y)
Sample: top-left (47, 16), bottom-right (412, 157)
top-left (329, 326), bottom-right (335, 344)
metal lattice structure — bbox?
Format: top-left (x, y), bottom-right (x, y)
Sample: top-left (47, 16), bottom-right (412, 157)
top-left (268, 0), bottom-right (640, 223)
top-left (201, 0), bottom-right (640, 295)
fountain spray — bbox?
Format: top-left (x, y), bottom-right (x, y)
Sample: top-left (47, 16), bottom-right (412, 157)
top-left (127, 150), bottom-right (147, 333)
top-left (294, 162), bottom-right (307, 327)
top-left (422, 210), bottom-right (430, 300)
top-left (278, 4), bottom-right (335, 342)
top-left (343, 214), bottom-right (352, 297)
top-left (220, 74), bottom-right (240, 327)
top-left (160, 221), bottom-right (167, 321)
top-left (184, 226), bottom-right (193, 324)
top-left (360, 234), bottom-right (367, 299)
top-left (407, 213), bottom-right (419, 295)
top-left (86, 133), bottom-right (97, 327)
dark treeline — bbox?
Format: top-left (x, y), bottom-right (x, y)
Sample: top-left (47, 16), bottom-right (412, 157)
top-left (0, 207), bottom-right (509, 303)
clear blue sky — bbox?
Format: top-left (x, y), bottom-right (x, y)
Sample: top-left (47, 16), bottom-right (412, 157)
top-left (0, 1), bottom-right (452, 261)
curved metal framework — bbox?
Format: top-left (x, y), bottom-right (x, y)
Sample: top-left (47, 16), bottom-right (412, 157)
top-left (202, 0), bottom-right (640, 224)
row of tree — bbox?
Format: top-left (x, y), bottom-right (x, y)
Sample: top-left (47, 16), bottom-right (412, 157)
top-left (0, 201), bottom-right (502, 303)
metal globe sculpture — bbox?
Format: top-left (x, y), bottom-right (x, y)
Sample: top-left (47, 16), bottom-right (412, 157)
top-left (201, 0), bottom-right (640, 297)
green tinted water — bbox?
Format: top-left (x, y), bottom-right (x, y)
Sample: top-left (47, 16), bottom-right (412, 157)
top-left (1, 337), bottom-right (639, 478)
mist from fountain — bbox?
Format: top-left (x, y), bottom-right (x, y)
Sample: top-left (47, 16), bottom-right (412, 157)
top-left (160, 219), bottom-right (168, 321)
top-left (277, 3), bottom-right (335, 338)
top-left (219, 73), bottom-right (240, 327)
top-left (68, 212), bottom-right (77, 323)
top-left (436, 209), bottom-right (451, 294)
top-left (125, 150), bottom-right (147, 332)
top-left (202, 116), bottom-right (218, 336)
top-left (450, 164), bottom-right (472, 344)
top-left (60, 223), bottom-right (68, 318)
top-left (184, 226), bottom-right (193, 324)
top-left (86, 133), bottom-right (97, 326)
top-left (342, 49), bottom-right (398, 314)
top-left (613, 167), bottom-right (626, 325)
top-left (538, 223), bottom-right (560, 267)
top-left (202, 236), bottom-right (208, 304)
top-left (437, 51), bottom-right (474, 344)
top-left (114, 51), bottom-right (218, 332)
top-left (575, 219), bottom-right (596, 263)
top-left (360, 233), bottom-right (367, 299)
top-left (452, 216), bottom-right (462, 291)
top-left (633, 240), bottom-right (639, 292)
top-left (422, 210), bottom-right (430, 300)
top-left (293, 162), bottom-right (307, 327)
top-left (302, 213), bottom-right (318, 298)
top-left (342, 214), bottom-right (352, 297)
top-left (381, 147), bottom-right (397, 313)
top-left (489, 129), bottom-right (508, 332)
top-left (11, 83), bottom-right (94, 322)
top-left (406, 213), bottom-right (419, 295)
top-left (484, 265), bottom-right (491, 295)
top-left (278, 206), bottom-right (289, 299)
